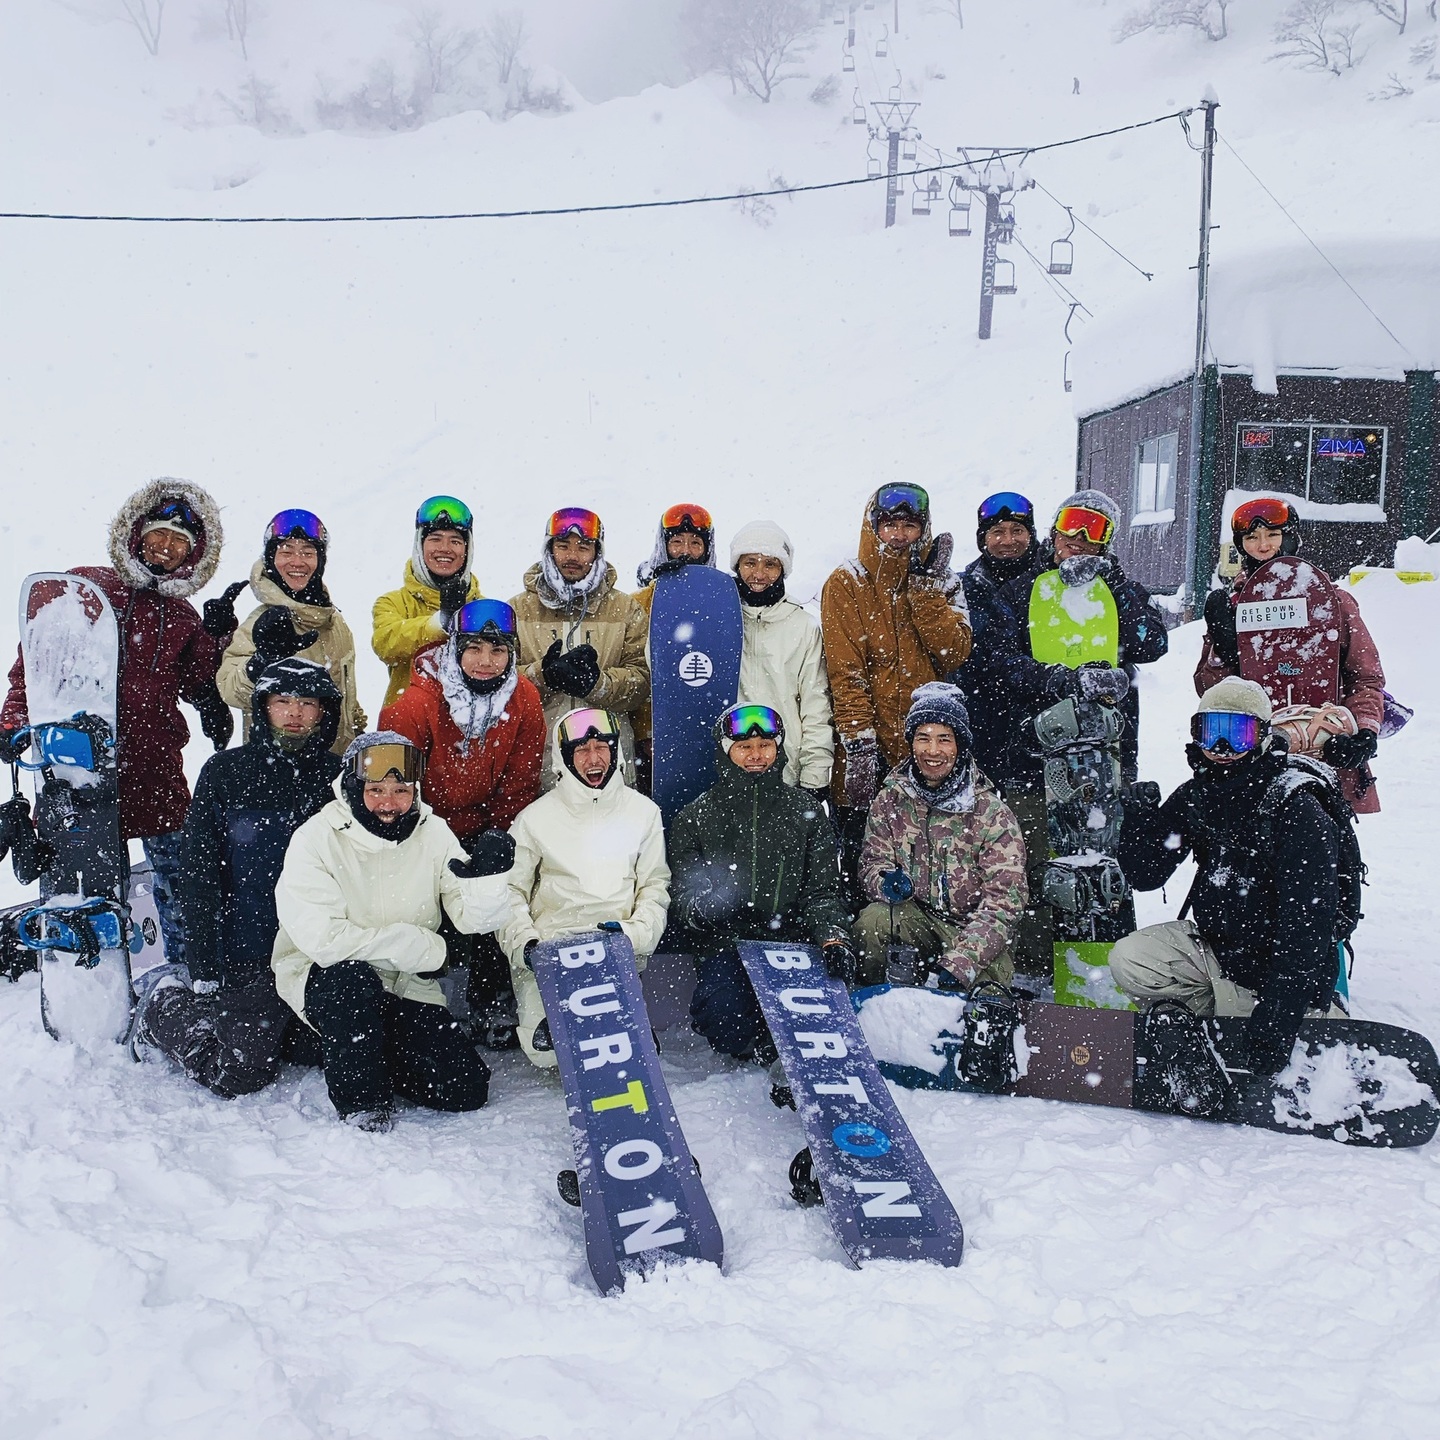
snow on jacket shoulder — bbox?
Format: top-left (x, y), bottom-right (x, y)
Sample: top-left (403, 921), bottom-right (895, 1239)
top-left (372, 561), bottom-right (482, 709)
top-left (271, 778), bottom-right (512, 1024)
top-left (218, 560), bottom-right (366, 754)
top-left (738, 597), bottom-right (834, 790)
top-left (379, 655), bottom-right (545, 838)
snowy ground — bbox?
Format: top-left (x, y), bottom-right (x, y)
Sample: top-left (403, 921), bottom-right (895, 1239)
top-left (6, 2), bottom-right (1440, 1436)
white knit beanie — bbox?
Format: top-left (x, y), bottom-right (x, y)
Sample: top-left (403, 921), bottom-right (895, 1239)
top-left (729, 520), bottom-right (794, 577)
top-left (1197, 676), bottom-right (1273, 723)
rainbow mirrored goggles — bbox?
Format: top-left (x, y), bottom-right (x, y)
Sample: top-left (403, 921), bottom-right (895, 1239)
top-left (452, 598), bottom-right (517, 642)
top-left (1191, 711), bottom-right (1265, 755)
top-left (873, 484), bottom-right (929, 518)
top-left (719, 703), bottom-right (783, 741)
top-left (546, 507), bottom-right (604, 543)
top-left (1231, 495), bottom-right (1296, 537)
top-left (352, 741), bottom-right (425, 784)
top-left (661, 503), bottom-right (713, 533)
top-left (557, 708), bottom-right (621, 746)
top-left (1053, 505), bottom-right (1115, 546)
top-left (265, 508), bottom-right (327, 545)
top-left (978, 491), bottom-right (1034, 523)
top-left (415, 495), bottom-right (473, 532)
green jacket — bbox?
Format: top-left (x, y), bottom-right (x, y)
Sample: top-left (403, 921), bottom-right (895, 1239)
top-left (668, 750), bottom-right (850, 949)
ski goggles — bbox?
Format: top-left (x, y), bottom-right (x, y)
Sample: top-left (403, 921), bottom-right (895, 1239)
top-left (1191, 711), bottom-right (1265, 755)
top-left (352, 741), bottom-right (425, 784)
top-left (719, 704), bottom-right (783, 741)
top-left (661, 503), bottom-right (713, 534)
top-left (265, 508), bottom-right (327, 546)
top-left (452, 598), bottom-right (517, 642)
top-left (149, 497), bottom-right (201, 531)
top-left (1053, 505), bottom-right (1116, 546)
top-left (873, 484), bottom-right (929, 518)
top-left (546, 507), bottom-right (604, 544)
top-left (978, 491), bottom-right (1034, 524)
top-left (1231, 495), bottom-right (1296, 537)
top-left (557, 707), bottom-right (621, 746)
top-left (415, 495), bottom-right (473, 532)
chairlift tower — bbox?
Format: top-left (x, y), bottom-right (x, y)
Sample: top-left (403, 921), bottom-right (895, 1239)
top-left (870, 100), bottom-right (919, 228)
top-left (952, 151), bottom-right (1035, 339)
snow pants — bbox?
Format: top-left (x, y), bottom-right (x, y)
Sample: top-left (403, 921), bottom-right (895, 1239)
top-left (1000, 784), bottom-right (1053, 980)
top-left (690, 948), bottom-right (768, 1060)
top-left (854, 899), bottom-right (1015, 991)
top-left (142, 831), bottom-right (187, 968)
top-left (304, 959), bottom-right (490, 1118)
top-left (146, 975), bottom-right (322, 1099)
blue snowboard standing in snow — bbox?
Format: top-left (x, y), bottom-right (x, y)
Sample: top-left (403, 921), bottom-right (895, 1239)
top-left (531, 929), bottom-right (724, 1294)
top-left (649, 566), bottom-right (742, 825)
top-left (738, 940), bottom-right (965, 1268)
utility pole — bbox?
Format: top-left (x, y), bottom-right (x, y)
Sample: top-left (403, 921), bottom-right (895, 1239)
top-left (1182, 94), bottom-right (1219, 615)
top-left (953, 151), bottom-right (1033, 339)
top-left (870, 100), bottom-right (919, 229)
top-left (978, 191), bottom-right (1001, 340)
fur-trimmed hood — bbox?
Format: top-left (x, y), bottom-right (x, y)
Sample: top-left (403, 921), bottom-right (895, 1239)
top-left (107, 477), bottom-right (223, 599)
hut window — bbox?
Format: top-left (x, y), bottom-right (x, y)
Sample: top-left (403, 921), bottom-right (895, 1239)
top-left (1233, 422), bottom-right (1386, 511)
top-left (1133, 431), bottom-right (1178, 518)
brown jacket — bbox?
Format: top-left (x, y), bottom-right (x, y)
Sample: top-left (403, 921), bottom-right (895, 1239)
top-left (1196, 578), bottom-right (1384, 814)
top-left (821, 492), bottom-right (973, 778)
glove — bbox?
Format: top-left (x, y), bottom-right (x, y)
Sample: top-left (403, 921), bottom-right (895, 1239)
top-left (1203, 587), bottom-right (1240, 670)
top-left (0, 727), bottom-right (28, 765)
top-left (541, 640), bottom-right (601, 698)
top-left (682, 866), bottom-right (741, 931)
top-left (910, 532), bottom-right (953, 582)
top-left (250, 606), bottom-right (319, 663)
top-left (842, 736), bottom-right (880, 810)
top-left (436, 573), bottom-right (470, 626)
top-left (194, 684), bottom-right (234, 752)
top-left (201, 580), bottom-right (249, 639)
top-left (1042, 664), bottom-right (1081, 701)
top-left (1076, 665), bottom-right (1129, 704)
top-left (1242, 1016), bottom-right (1295, 1082)
top-left (822, 939), bottom-right (861, 985)
top-left (0, 793), bottom-right (32, 858)
top-left (523, 938), bottom-right (539, 970)
top-left (804, 787), bottom-right (830, 813)
top-left (192, 978), bottom-right (221, 997)
top-left (1057, 553), bottom-right (1109, 588)
top-left (879, 868), bottom-right (914, 905)
top-left (1128, 780), bottom-right (1162, 809)
top-left (1322, 728), bottom-right (1378, 770)
top-left (449, 829), bottom-right (516, 878)
top-left (598, 920), bottom-right (624, 934)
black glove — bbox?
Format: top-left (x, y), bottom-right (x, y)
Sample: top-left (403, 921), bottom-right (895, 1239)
top-left (1128, 780), bottom-right (1162, 809)
top-left (523, 938), bottom-right (539, 970)
top-left (822, 939), bottom-right (861, 986)
top-left (0, 727), bottom-right (28, 765)
top-left (910, 532), bottom-right (953, 582)
top-left (1203, 587), bottom-right (1240, 670)
top-left (683, 867), bottom-right (742, 931)
top-left (804, 786), bottom-right (830, 813)
top-left (1322, 729), bottom-right (1379, 770)
top-left (541, 640), bottom-right (601, 698)
top-left (202, 580), bottom-right (249, 639)
top-left (436, 573), bottom-right (470, 626)
top-left (1042, 664), bottom-right (1080, 701)
top-left (250, 606), bottom-right (319, 664)
top-left (194, 684), bottom-right (234, 752)
top-left (449, 829), bottom-right (516, 879)
top-left (0, 793), bottom-right (31, 859)
top-left (1242, 1016), bottom-right (1296, 1082)
top-left (1075, 664), bottom-right (1129, 704)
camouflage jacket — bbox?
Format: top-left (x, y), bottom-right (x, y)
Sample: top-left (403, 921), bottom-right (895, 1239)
top-left (858, 762), bottom-right (1027, 978)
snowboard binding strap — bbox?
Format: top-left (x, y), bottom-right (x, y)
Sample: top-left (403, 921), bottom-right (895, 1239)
top-left (17, 899), bottom-right (128, 969)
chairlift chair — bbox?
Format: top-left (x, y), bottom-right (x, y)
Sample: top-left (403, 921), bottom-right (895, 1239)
top-left (876, 25), bottom-right (890, 58)
top-left (843, 49), bottom-right (856, 72)
top-left (911, 178), bottom-right (932, 216)
top-left (852, 101), bottom-right (867, 124)
top-left (993, 258), bottom-right (1017, 295)
top-left (1063, 351), bottom-right (1074, 393)
top-left (996, 200), bottom-right (1016, 244)
top-left (949, 198), bottom-right (972, 236)
top-left (901, 133), bottom-right (918, 162)
top-left (867, 152), bottom-right (882, 179)
top-left (1048, 238), bottom-right (1074, 275)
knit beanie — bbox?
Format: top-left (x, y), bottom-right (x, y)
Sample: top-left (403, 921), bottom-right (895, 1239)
top-left (1053, 489), bottom-right (1121, 543)
top-left (729, 520), bottom-right (794, 577)
top-left (904, 682), bottom-right (975, 752)
top-left (1196, 676), bottom-right (1273, 723)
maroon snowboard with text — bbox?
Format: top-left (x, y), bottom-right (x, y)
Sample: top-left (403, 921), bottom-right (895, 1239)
top-left (1234, 558), bottom-right (1343, 712)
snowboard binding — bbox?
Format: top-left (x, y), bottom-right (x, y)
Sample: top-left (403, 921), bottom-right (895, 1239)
top-left (14, 714), bottom-right (116, 779)
top-left (788, 1147), bottom-right (824, 1207)
top-left (1035, 698), bottom-right (1126, 857)
top-left (1137, 1002), bottom-right (1235, 1119)
top-left (17, 898), bottom-right (129, 969)
top-left (1042, 853), bottom-right (1130, 918)
top-left (953, 982), bottom-right (1022, 1094)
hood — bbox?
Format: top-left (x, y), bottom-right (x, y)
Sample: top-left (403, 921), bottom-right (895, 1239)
top-left (410, 528), bottom-right (474, 592)
top-left (249, 657), bottom-right (342, 757)
top-left (636, 519), bottom-right (717, 588)
top-left (249, 558), bottom-right (336, 628)
top-left (856, 485), bottom-right (935, 581)
top-left (325, 773), bottom-right (434, 847)
top-left (524, 559), bottom-right (617, 612)
top-left (108, 477), bottom-right (224, 599)
top-left (549, 712), bottom-right (628, 807)
top-left (709, 743), bottom-right (788, 799)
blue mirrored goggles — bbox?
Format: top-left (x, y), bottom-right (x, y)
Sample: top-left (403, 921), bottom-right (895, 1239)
top-left (452, 598), bottom-right (516, 641)
top-left (266, 508), bottom-right (327, 545)
top-left (978, 491), bottom-right (1034, 523)
top-left (1192, 711), bottom-right (1265, 755)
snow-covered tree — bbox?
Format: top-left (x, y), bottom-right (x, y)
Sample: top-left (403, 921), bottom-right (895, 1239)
top-left (1115, 0), bottom-right (1232, 42)
top-left (682, 0), bottom-right (821, 104)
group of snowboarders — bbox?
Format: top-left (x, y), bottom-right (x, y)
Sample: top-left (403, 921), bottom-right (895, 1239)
top-left (0, 474), bottom-right (1390, 1132)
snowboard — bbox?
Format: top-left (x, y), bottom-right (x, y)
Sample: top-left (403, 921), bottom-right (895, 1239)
top-left (738, 940), bottom-right (965, 1268)
top-left (649, 565), bottom-right (742, 825)
top-left (856, 984), bottom-right (1440, 1149)
top-left (1026, 570), bottom-right (1134, 1009)
top-left (1235, 557), bottom-right (1343, 712)
top-left (531, 929), bottom-right (724, 1295)
top-left (16, 574), bottom-right (134, 1046)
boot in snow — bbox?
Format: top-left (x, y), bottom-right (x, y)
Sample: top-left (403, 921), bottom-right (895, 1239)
top-left (125, 963), bottom-right (191, 1062)
top-left (343, 1107), bottom-right (394, 1134)
top-left (1140, 1001), bottom-right (1234, 1118)
top-left (954, 981), bottom-right (1021, 1093)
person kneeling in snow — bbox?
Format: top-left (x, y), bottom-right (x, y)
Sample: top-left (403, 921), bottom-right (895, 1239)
top-left (499, 708), bottom-right (670, 1069)
top-left (1112, 678), bottom-right (1351, 1116)
top-left (271, 731), bottom-right (514, 1132)
top-left (669, 703), bottom-right (855, 1066)
top-left (855, 683), bottom-right (1027, 991)
top-left (127, 659), bottom-right (343, 1093)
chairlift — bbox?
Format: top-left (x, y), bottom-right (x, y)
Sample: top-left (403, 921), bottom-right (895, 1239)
top-left (843, 46), bottom-right (856, 72)
top-left (866, 134), bottom-right (881, 178)
top-left (1048, 206), bottom-right (1077, 275)
top-left (901, 130), bottom-right (918, 162)
top-left (876, 24), bottom-right (890, 58)
top-left (996, 200), bottom-right (1016, 244)
top-left (889, 67), bottom-right (902, 102)
top-left (833, 7), bottom-right (846, 23)
top-left (1063, 351), bottom-right (1074, 393)
top-left (911, 177), bottom-right (932, 217)
top-left (864, 0), bottom-right (875, 8)
top-left (851, 90), bottom-right (867, 125)
top-left (993, 258), bottom-right (1017, 295)
top-left (948, 197), bottom-right (972, 237)
top-left (928, 176), bottom-right (942, 200)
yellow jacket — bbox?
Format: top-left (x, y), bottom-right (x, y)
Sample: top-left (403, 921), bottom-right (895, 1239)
top-left (372, 561), bottom-right (482, 708)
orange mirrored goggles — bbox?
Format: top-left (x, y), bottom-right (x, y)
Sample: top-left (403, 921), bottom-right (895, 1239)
top-left (1053, 505), bottom-right (1115, 546)
top-left (1231, 496), bottom-right (1297, 536)
top-left (661, 503), bottom-right (713, 533)
top-left (353, 742), bottom-right (424, 784)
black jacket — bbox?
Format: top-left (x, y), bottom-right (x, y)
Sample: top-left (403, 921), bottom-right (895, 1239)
top-left (179, 666), bottom-right (342, 987)
top-left (668, 746), bottom-right (850, 949)
top-left (1120, 744), bottom-right (1340, 1073)
top-left (950, 565), bottom-right (1032, 790)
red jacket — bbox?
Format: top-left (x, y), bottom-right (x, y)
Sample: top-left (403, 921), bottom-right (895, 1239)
top-left (380, 653), bottom-right (546, 839)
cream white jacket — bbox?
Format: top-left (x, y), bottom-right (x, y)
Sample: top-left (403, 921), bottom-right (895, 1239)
top-left (738, 598), bottom-right (834, 790)
top-left (499, 759), bottom-right (670, 1066)
top-left (272, 779), bottom-right (512, 1023)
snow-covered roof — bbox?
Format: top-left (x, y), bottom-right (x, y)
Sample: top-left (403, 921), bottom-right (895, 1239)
top-left (1071, 240), bottom-right (1440, 417)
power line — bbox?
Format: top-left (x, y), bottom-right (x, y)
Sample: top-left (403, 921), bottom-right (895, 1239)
top-left (1215, 129), bottom-right (1414, 362)
top-left (1012, 226), bottom-right (1093, 318)
top-left (0, 108), bottom-right (1195, 225)
top-left (1029, 179), bottom-right (1153, 281)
